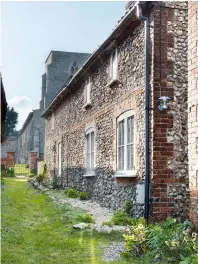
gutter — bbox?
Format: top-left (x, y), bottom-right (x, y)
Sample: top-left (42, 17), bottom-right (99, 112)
top-left (136, 2), bottom-right (150, 222)
top-left (41, 2), bottom-right (139, 118)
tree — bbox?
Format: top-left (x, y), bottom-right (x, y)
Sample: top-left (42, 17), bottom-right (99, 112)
top-left (5, 106), bottom-right (19, 136)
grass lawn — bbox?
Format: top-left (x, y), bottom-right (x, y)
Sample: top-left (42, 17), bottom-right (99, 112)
top-left (2, 178), bottom-right (132, 264)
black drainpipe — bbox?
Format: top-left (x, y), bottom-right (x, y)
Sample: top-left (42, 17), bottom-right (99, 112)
top-left (136, 3), bottom-right (150, 222)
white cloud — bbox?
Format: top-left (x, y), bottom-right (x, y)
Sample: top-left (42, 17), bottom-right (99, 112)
top-left (8, 96), bottom-right (36, 130)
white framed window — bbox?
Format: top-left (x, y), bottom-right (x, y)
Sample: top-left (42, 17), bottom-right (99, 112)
top-left (52, 112), bottom-right (55, 130)
top-left (115, 110), bottom-right (136, 177)
top-left (58, 142), bottom-right (62, 176)
top-left (84, 128), bottom-right (95, 176)
top-left (110, 49), bottom-right (118, 81)
top-left (84, 78), bottom-right (91, 107)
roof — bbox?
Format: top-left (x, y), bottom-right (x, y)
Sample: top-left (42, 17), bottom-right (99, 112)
top-left (42, 1), bottom-right (142, 118)
top-left (45, 50), bottom-right (91, 64)
top-left (20, 111), bottom-right (34, 135)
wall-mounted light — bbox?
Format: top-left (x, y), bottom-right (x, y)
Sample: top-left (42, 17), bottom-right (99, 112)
top-left (158, 96), bottom-right (170, 111)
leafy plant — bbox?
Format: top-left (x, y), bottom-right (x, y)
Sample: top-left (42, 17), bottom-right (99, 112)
top-left (76, 213), bottom-right (95, 224)
top-left (122, 218), bottom-right (198, 263)
top-left (111, 211), bottom-right (134, 225)
top-left (123, 223), bottom-right (147, 256)
top-left (78, 192), bottom-right (88, 200)
top-left (51, 174), bottom-right (60, 189)
top-left (1, 167), bottom-right (15, 177)
top-left (65, 187), bottom-right (79, 198)
top-left (28, 174), bottom-right (35, 178)
top-left (122, 200), bottom-right (132, 215)
top-left (36, 173), bottom-right (45, 183)
top-left (31, 168), bottom-right (37, 176)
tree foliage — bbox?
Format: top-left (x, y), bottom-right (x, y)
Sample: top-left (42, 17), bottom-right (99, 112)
top-left (5, 106), bottom-right (19, 136)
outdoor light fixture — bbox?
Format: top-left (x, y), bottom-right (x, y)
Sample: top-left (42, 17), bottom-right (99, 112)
top-left (158, 96), bottom-right (171, 111)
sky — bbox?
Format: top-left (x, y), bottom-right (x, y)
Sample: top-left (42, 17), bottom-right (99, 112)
top-left (1, 1), bottom-right (127, 130)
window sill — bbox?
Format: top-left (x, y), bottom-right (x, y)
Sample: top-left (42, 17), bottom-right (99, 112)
top-left (83, 102), bottom-right (91, 109)
top-left (106, 79), bottom-right (119, 88)
top-left (83, 171), bottom-right (95, 177)
top-left (113, 170), bottom-right (137, 178)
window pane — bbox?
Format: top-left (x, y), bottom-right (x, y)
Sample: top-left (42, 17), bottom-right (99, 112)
top-left (118, 146), bottom-right (124, 170)
top-left (91, 152), bottom-right (94, 170)
top-left (87, 134), bottom-right (90, 154)
top-left (127, 144), bottom-right (133, 170)
top-left (91, 132), bottom-right (94, 152)
top-left (86, 134), bottom-right (90, 171)
top-left (87, 153), bottom-right (90, 171)
top-left (87, 83), bottom-right (90, 103)
top-left (111, 50), bottom-right (116, 79)
top-left (91, 132), bottom-right (94, 170)
top-left (127, 116), bottom-right (134, 144)
top-left (118, 120), bottom-right (124, 146)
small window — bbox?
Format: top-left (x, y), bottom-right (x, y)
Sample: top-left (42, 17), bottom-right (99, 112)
top-left (43, 97), bottom-right (46, 108)
top-left (85, 129), bottom-right (95, 175)
top-left (116, 110), bottom-right (136, 177)
top-left (52, 112), bottom-right (55, 130)
top-left (71, 61), bottom-right (79, 75)
top-left (58, 142), bottom-right (62, 176)
top-left (110, 49), bottom-right (118, 81)
top-left (84, 78), bottom-right (91, 107)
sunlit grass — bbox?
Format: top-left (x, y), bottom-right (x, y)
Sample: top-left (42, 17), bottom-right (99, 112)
top-left (2, 178), bottom-right (129, 264)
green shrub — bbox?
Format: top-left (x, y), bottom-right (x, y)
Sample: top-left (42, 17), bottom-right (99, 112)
top-left (122, 200), bottom-right (132, 215)
top-left (111, 211), bottom-right (134, 225)
top-left (1, 164), bottom-right (6, 171)
top-left (31, 168), bottom-right (37, 176)
top-left (51, 174), bottom-right (60, 189)
top-left (28, 173), bottom-right (35, 178)
top-left (36, 173), bottom-right (45, 183)
top-left (122, 218), bottom-right (198, 263)
top-left (1, 167), bottom-right (15, 177)
top-left (65, 187), bottom-right (79, 198)
top-left (102, 221), bottom-right (113, 227)
top-left (78, 192), bottom-right (88, 200)
top-left (76, 213), bottom-right (95, 224)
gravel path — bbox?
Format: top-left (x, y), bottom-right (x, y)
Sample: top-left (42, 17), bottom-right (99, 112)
top-left (65, 198), bottom-right (114, 225)
top-left (103, 242), bottom-right (125, 262)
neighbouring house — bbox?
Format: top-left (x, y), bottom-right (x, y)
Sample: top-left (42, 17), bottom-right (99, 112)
top-left (17, 110), bottom-right (45, 167)
top-left (16, 51), bottom-right (90, 169)
top-left (1, 73), bottom-right (8, 143)
top-left (188, 1), bottom-right (198, 223)
top-left (1, 136), bottom-right (18, 168)
top-left (42, 1), bottom-right (192, 221)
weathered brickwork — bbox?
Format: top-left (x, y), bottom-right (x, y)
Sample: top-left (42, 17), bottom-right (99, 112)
top-left (150, 1), bottom-right (189, 221)
top-left (44, 2), bottom-right (189, 220)
top-left (1, 152), bottom-right (15, 168)
top-left (188, 1), bottom-right (198, 223)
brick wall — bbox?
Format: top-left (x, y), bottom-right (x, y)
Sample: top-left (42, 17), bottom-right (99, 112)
top-left (188, 1), bottom-right (198, 224)
top-left (29, 152), bottom-right (38, 170)
top-left (150, 1), bottom-right (189, 221)
top-left (1, 152), bottom-right (15, 168)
